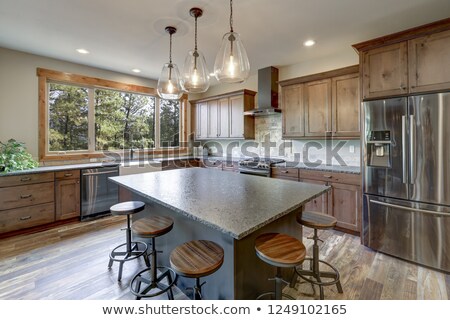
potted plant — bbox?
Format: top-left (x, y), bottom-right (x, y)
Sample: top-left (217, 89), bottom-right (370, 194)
top-left (0, 139), bottom-right (39, 173)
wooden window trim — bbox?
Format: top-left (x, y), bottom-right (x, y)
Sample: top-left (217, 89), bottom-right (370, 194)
top-left (37, 68), bottom-right (188, 161)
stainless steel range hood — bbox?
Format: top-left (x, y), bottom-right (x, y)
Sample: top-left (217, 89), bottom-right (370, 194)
top-left (243, 66), bottom-right (281, 116)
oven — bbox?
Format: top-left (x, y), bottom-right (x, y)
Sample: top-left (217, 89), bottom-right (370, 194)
top-left (238, 158), bottom-right (285, 177)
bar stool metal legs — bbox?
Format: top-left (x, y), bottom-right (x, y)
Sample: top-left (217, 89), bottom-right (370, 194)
top-left (130, 238), bottom-right (177, 300)
top-left (108, 213), bottom-right (149, 281)
top-left (256, 267), bottom-right (295, 300)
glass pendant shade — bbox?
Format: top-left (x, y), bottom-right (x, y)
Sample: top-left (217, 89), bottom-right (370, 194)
top-left (214, 31), bottom-right (250, 83)
top-left (157, 62), bottom-right (184, 100)
top-left (183, 50), bottom-right (210, 93)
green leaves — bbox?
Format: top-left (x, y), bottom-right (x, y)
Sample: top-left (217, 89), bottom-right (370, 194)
top-left (0, 139), bottom-right (39, 173)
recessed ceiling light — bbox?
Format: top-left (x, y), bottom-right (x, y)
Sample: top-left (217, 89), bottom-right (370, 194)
top-left (132, 68), bottom-right (141, 73)
top-left (303, 40), bottom-right (315, 47)
top-left (76, 48), bottom-right (90, 54)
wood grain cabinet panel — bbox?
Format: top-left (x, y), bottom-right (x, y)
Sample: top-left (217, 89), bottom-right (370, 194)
top-left (298, 169), bottom-right (361, 234)
top-left (280, 66), bottom-right (360, 139)
top-left (305, 79), bottom-right (332, 137)
top-left (0, 172), bottom-right (54, 188)
top-left (0, 182), bottom-right (54, 210)
top-left (409, 29), bottom-right (450, 93)
top-left (55, 177), bottom-right (80, 220)
top-left (332, 73), bottom-right (360, 137)
top-left (191, 90), bottom-right (256, 140)
top-left (271, 167), bottom-right (299, 181)
top-left (282, 84), bottom-right (304, 137)
top-left (362, 42), bottom-right (408, 99)
top-left (0, 203), bottom-right (55, 233)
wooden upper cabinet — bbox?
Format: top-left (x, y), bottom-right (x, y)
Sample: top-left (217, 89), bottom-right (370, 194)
top-left (229, 95), bottom-right (245, 138)
top-left (409, 29), bottom-right (450, 93)
top-left (218, 98), bottom-right (230, 138)
top-left (332, 73), bottom-right (360, 137)
top-left (362, 42), bottom-right (408, 99)
top-left (280, 65), bottom-right (360, 139)
top-left (191, 90), bottom-right (255, 140)
top-left (207, 100), bottom-right (219, 138)
top-left (196, 102), bottom-right (208, 139)
top-left (304, 79), bottom-right (332, 137)
top-left (282, 83), bottom-right (304, 137)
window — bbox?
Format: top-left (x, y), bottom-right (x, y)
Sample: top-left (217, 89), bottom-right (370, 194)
top-left (38, 68), bottom-right (186, 160)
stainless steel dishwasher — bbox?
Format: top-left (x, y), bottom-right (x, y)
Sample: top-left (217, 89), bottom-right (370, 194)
top-left (81, 164), bottom-right (119, 220)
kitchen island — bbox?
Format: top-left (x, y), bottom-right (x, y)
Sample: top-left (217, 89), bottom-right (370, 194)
top-left (110, 168), bottom-right (329, 299)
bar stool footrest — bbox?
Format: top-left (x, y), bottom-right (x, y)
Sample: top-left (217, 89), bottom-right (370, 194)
top-left (130, 266), bottom-right (177, 299)
top-left (294, 257), bottom-right (341, 287)
top-left (109, 241), bottom-right (148, 263)
top-left (256, 292), bottom-right (295, 300)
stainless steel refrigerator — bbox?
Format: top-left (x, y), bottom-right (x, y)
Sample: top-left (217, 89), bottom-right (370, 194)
top-left (362, 92), bottom-right (450, 272)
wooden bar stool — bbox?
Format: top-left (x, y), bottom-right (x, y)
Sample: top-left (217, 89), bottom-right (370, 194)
top-left (255, 233), bottom-right (306, 300)
top-left (291, 211), bottom-right (343, 300)
top-left (170, 240), bottom-right (224, 300)
top-left (130, 216), bottom-right (177, 299)
top-left (108, 201), bottom-right (149, 281)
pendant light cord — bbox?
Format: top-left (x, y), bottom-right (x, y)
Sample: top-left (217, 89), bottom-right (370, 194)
top-left (169, 32), bottom-right (173, 65)
top-left (229, 0), bottom-right (233, 32)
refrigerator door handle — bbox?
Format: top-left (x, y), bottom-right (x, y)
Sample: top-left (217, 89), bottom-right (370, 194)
top-left (402, 115), bottom-right (407, 183)
top-left (409, 115), bottom-right (415, 182)
top-left (369, 199), bottom-right (450, 217)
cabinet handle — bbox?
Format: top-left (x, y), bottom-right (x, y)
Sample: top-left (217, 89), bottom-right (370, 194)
top-left (282, 170), bottom-right (289, 174)
top-left (20, 177), bottom-right (31, 182)
top-left (19, 216), bottom-right (32, 221)
top-left (64, 173), bottom-right (73, 177)
top-left (323, 175), bottom-right (332, 179)
top-left (20, 194), bottom-right (32, 199)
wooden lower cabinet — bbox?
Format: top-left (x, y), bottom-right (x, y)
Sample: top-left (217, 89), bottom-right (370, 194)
top-left (55, 178), bottom-right (80, 220)
top-left (330, 182), bottom-right (361, 232)
top-left (272, 168), bottom-right (361, 234)
top-left (300, 178), bottom-right (331, 214)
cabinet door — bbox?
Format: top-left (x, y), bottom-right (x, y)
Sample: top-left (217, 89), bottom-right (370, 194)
top-left (55, 178), bottom-right (80, 220)
top-left (304, 79), bottom-right (332, 137)
top-left (330, 182), bottom-right (361, 233)
top-left (409, 29), bottom-right (450, 93)
top-left (282, 84), bottom-right (304, 137)
top-left (207, 100), bottom-right (219, 138)
top-left (218, 98), bottom-right (230, 138)
top-left (362, 42), bottom-right (408, 99)
top-left (196, 102), bottom-right (208, 139)
top-left (229, 95), bottom-right (244, 138)
top-left (332, 73), bottom-right (360, 137)
top-left (300, 178), bottom-right (330, 214)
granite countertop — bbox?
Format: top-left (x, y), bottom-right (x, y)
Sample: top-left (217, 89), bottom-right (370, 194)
top-left (109, 167), bottom-right (329, 240)
top-left (0, 162), bottom-right (120, 177)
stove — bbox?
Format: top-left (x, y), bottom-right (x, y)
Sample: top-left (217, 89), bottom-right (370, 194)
top-left (238, 157), bottom-right (285, 177)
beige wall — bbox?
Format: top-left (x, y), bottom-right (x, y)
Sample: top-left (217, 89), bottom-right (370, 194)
top-left (0, 47), bottom-right (158, 158)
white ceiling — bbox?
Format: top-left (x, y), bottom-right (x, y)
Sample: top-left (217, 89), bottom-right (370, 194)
top-left (0, 0), bottom-right (449, 81)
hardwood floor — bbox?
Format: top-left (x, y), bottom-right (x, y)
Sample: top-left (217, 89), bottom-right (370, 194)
top-left (0, 216), bottom-right (448, 300)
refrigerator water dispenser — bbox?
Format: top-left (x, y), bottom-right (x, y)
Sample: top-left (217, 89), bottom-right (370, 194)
top-left (367, 130), bottom-right (391, 167)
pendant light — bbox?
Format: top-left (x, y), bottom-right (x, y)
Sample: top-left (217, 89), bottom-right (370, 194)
top-left (182, 8), bottom-right (210, 93)
top-left (214, 0), bottom-right (250, 83)
top-left (157, 26), bottom-right (184, 100)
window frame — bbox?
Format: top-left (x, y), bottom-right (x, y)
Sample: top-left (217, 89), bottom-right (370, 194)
top-left (37, 68), bottom-right (188, 161)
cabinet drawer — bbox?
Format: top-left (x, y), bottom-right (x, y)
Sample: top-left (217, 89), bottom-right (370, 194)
top-left (55, 170), bottom-right (80, 180)
top-left (0, 203), bottom-right (55, 233)
top-left (0, 182), bottom-right (54, 210)
top-left (0, 172), bottom-right (54, 188)
top-left (271, 167), bottom-right (299, 181)
top-left (299, 169), bottom-right (360, 185)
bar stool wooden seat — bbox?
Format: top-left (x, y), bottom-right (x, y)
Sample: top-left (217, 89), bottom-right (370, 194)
top-left (255, 233), bottom-right (306, 300)
top-left (130, 216), bottom-right (177, 300)
top-left (291, 211), bottom-right (343, 299)
top-left (170, 240), bottom-right (224, 300)
top-left (108, 201), bottom-right (149, 281)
